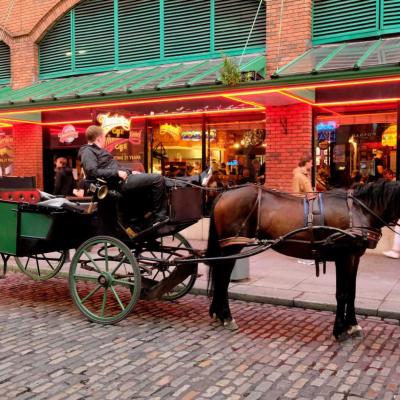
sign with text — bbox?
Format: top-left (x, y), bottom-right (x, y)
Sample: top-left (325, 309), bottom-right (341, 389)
top-left (97, 112), bottom-right (130, 138)
top-left (104, 120), bottom-right (146, 169)
top-left (47, 126), bottom-right (86, 149)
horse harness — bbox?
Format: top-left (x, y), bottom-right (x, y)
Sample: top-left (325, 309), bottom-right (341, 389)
top-left (219, 187), bottom-right (382, 277)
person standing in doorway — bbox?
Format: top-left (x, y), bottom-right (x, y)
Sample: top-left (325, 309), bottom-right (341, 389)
top-left (54, 156), bottom-right (75, 196)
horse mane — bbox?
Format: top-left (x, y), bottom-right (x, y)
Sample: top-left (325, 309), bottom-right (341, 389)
top-left (353, 180), bottom-right (400, 221)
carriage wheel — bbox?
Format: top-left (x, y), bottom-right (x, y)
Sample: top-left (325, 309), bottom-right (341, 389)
top-left (139, 233), bottom-right (198, 301)
top-left (14, 250), bottom-right (66, 281)
top-left (69, 236), bottom-right (141, 324)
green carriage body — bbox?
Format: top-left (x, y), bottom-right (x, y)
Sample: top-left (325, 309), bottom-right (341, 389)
top-left (0, 200), bottom-right (94, 256)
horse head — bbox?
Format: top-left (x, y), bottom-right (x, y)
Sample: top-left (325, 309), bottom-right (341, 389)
top-left (353, 180), bottom-right (400, 228)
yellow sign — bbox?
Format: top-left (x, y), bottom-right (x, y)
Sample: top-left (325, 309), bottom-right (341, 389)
top-left (382, 124), bottom-right (397, 147)
top-left (160, 123), bottom-right (181, 140)
top-left (97, 113), bottom-right (130, 136)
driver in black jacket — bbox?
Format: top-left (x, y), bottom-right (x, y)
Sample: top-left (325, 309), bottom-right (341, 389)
top-left (78, 125), bottom-right (167, 223)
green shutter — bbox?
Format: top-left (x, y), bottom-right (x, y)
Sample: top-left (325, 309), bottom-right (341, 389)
top-left (313, 0), bottom-right (379, 45)
top-left (214, 0), bottom-right (266, 52)
top-left (0, 42), bottom-right (10, 83)
top-left (381, 0), bottom-right (400, 34)
top-left (74, 0), bottom-right (115, 70)
top-left (39, 0), bottom-right (265, 79)
top-left (164, 0), bottom-right (210, 57)
top-left (39, 12), bottom-right (72, 76)
top-left (118, 0), bottom-right (160, 64)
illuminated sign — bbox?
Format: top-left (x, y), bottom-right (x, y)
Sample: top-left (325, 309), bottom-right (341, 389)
top-left (58, 124), bottom-right (79, 144)
top-left (382, 124), bottom-right (397, 147)
top-left (97, 113), bottom-right (130, 136)
top-left (160, 124), bottom-right (181, 140)
top-left (317, 121), bottom-right (337, 143)
top-left (181, 129), bottom-right (216, 141)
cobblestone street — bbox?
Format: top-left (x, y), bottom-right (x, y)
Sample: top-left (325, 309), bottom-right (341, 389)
top-left (0, 273), bottom-right (400, 400)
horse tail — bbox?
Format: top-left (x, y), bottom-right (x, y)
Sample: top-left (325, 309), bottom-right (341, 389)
top-left (206, 201), bottom-right (221, 297)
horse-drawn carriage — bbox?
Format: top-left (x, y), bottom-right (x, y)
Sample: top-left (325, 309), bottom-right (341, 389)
top-left (0, 177), bottom-right (398, 341)
top-left (0, 181), bottom-right (203, 324)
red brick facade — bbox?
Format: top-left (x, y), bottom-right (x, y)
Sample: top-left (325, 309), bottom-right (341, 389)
top-left (265, 0), bottom-right (312, 190)
top-left (266, 0), bottom-right (312, 78)
top-left (265, 104), bottom-right (313, 190)
top-left (12, 124), bottom-right (43, 189)
top-left (1, 0), bottom-right (313, 191)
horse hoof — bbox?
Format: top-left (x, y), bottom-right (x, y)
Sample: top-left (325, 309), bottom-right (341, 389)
top-left (347, 325), bottom-right (363, 338)
top-left (335, 331), bottom-right (350, 342)
top-left (223, 318), bottom-right (238, 331)
top-left (210, 313), bottom-right (218, 321)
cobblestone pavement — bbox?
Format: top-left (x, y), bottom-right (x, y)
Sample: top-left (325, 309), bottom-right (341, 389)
top-left (0, 273), bottom-right (400, 400)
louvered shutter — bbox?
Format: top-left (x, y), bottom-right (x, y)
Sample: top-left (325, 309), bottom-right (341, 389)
top-left (118, 0), bottom-right (160, 64)
top-left (74, 0), bottom-right (115, 70)
top-left (214, 0), bottom-right (266, 52)
top-left (0, 42), bottom-right (10, 82)
top-left (382, 0), bottom-right (400, 33)
top-left (313, 0), bottom-right (378, 44)
top-left (39, 13), bottom-right (72, 76)
top-left (164, 0), bottom-right (210, 57)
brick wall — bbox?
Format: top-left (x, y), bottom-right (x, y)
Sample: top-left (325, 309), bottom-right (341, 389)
top-left (266, 0), bottom-right (312, 77)
top-left (265, 104), bottom-right (313, 191)
top-left (13, 124), bottom-right (43, 189)
top-left (264, 0), bottom-right (313, 191)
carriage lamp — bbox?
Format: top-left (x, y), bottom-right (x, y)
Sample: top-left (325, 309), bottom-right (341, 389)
top-left (88, 178), bottom-right (109, 200)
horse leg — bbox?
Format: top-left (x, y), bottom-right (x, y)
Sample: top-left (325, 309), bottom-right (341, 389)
top-left (209, 249), bottom-right (239, 330)
top-left (334, 256), bottom-right (351, 341)
top-left (344, 255), bottom-right (363, 338)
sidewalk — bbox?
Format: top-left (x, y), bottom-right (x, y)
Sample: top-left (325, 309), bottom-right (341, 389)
top-left (189, 240), bottom-right (400, 320)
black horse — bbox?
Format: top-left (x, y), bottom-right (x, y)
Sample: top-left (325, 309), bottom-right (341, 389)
top-left (206, 180), bottom-right (400, 341)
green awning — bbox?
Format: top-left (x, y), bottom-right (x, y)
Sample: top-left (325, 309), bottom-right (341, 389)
top-left (0, 54), bottom-right (265, 108)
top-left (273, 37), bottom-right (400, 78)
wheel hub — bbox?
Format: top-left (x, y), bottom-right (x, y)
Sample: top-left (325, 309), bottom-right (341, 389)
top-left (98, 272), bottom-right (112, 287)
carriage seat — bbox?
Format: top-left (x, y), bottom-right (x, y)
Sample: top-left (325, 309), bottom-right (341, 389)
top-left (37, 197), bottom-right (90, 214)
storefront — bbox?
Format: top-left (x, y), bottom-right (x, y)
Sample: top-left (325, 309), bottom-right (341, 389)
top-left (35, 94), bottom-right (266, 194)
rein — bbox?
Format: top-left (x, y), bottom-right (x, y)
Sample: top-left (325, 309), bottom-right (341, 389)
top-left (349, 193), bottom-right (400, 235)
top-left (168, 177), bottom-right (255, 192)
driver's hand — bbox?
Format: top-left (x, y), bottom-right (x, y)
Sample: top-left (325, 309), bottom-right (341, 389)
top-left (118, 170), bottom-right (128, 181)
top-left (131, 171), bottom-right (141, 175)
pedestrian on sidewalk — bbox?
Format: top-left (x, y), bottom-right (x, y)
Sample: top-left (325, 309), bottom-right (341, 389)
top-left (382, 169), bottom-right (400, 259)
top-left (383, 224), bottom-right (400, 259)
top-left (292, 154), bottom-right (314, 265)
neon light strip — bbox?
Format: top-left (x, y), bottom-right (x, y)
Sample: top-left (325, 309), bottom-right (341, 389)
top-left (0, 93), bottom-right (235, 116)
top-left (2, 75), bottom-right (400, 116)
top-left (0, 122), bottom-right (13, 128)
top-left (130, 108), bottom-right (263, 120)
top-left (0, 109), bottom-right (263, 125)
top-left (277, 90), bottom-right (341, 115)
top-left (0, 118), bottom-right (92, 126)
top-left (315, 98), bottom-right (399, 107)
top-left (222, 95), bottom-right (265, 109)
top-left (275, 90), bottom-right (314, 105)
